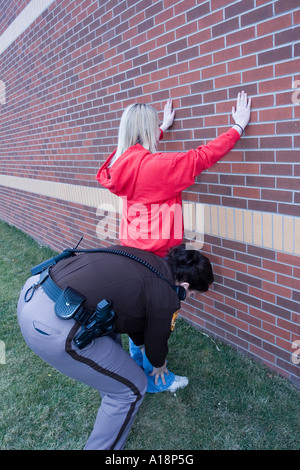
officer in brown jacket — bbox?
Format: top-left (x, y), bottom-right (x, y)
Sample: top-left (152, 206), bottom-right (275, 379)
top-left (17, 244), bottom-right (214, 450)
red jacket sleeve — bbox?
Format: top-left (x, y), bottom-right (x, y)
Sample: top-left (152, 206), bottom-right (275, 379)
top-left (171, 128), bottom-right (240, 194)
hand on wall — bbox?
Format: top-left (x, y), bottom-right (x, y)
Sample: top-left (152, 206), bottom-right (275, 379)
top-left (232, 91), bottom-right (252, 133)
top-left (160, 99), bottom-right (176, 132)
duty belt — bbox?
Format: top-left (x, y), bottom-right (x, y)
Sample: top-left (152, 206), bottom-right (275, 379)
top-left (24, 269), bottom-right (93, 324)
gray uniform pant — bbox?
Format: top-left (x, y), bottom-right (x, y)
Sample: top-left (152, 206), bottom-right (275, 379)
top-left (17, 275), bottom-right (147, 450)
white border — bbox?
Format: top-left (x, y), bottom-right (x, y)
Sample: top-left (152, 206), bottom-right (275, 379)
top-left (0, 0), bottom-right (56, 55)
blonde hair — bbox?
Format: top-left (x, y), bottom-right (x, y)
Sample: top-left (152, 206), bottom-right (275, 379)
top-left (109, 103), bottom-right (159, 167)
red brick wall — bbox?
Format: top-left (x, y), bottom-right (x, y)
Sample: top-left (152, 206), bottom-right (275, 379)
top-left (0, 0), bottom-right (299, 387)
top-left (0, 0), bottom-right (31, 36)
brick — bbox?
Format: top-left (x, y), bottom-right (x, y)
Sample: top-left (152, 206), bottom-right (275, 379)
top-left (215, 72), bottom-right (241, 88)
top-left (226, 314), bottom-right (250, 332)
top-left (277, 252), bottom-right (300, 268)
top-left (211, 0), bottom-right (233, 9)
top-left (231, 162), bottom-right (260, 174)
top-left (204, 114), bottom-right (229, 127)
top-left (178, 45), bottom-right (199, 62)
top-left (294, 7), bottom-right (300, 23)
top-left (257, 13), bottom-right (292, 37)
top-left (250, 326), bottom-right (276, 345)
top-left (228, 54), bottom-right (257, 73)
top-left (262, 302), bottom-right (291, 321)
top-left (165, 12), bottom-right (186, 33)
top-left (278, 274), bottom-right (300, 292)
top-left (201, 37), bottom-right (224, 55)
top-left (242, 35), bottom-right (273, 55)
top-left (241, 4), bottom-right (273, 27)
top-left (225, 276), bottom-right (249, 293)
top-left (277, 120), bottom-right (300, 135)
top-left (233, 187), bottom-right (260, 199)
top-left (246, 175), bottom-right (275, 188)
top-left (276, 58), bottom-right (300, 75)
top-left (202, 63), bottom-right (227, 79)
top-left (145, 0), bottom-right (163, 19)
top-left (275, 0), bottom-right (299, 15)
top-left (258, 46), bottom-right (293, 66)
top-left (261, 188), bottom-right (292, 203)
top-left (277, 296), bottom-right (299, 314)
top-left (215, 301), bottom-right (236, 316)
top-left (157, 53), bottom-right (177, 69)
top-left (237, 272), bottom-right (262, 288)
top-left (260, 107), bottom-right (293, 122)
top-left (227, 297), bottom-right (249, 313)
top-left (203, 89), bottom-right (227, 103)
top-left (236, 252), bottom-right (262, 267)
top-left (225, 0), bottom-right (254, 19)
top-left (167, 37), bottom-right (187, 54)
top-left (180, 93), bottom-right (202, 107)
top-left (260, 136), bottom-right (293, 149)
top-left (212, 17), bottom-right (239, 37)
top-left (276, 26), bottom-right (300, 46)
top-left (239, 326), bottom-right (264, 346)
top-left (261, 164), bottom-right (293, 176)
top-left (250, 286), bottom-right (276, 304)
top-left (213, 45), bottom-right (240, 63)
top-left (226, 26), bottom-right (255, 46)
top-left (174, 0), bottom-right (196, 15)
top-left (215, 318), bottom-right (237, 335)
top-left (259, 76), bottom-right (292, 94)
top-left (277, 177), bottom-right (300, 191)
top-left (188, 28), bottom-right (211, 47)
top-left (294, 193), bottom-right (300, 204)
top-left (190, 79), bottom-right (214, 94)
top-left (186, 2), bottom-right (210, 22)
top-left (251, 345), bottom-right (277, 367)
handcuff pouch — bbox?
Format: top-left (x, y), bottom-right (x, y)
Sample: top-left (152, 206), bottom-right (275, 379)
top-left (54, 286), bottom-right (86, 320)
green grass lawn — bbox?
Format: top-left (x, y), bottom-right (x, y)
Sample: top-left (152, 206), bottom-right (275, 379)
top-left (0, 219), bottom-right (299, 450)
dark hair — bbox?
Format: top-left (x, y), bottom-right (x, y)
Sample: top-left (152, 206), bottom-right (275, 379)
top-left (166, 245), bottom-right (214, 292)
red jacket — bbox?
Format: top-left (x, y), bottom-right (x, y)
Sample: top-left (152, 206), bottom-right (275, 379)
top-left (96, 128), bottom-right (240, 257)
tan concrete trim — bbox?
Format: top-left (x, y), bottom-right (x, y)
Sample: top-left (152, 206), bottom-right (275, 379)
top-left (0, 175), bottom-right (299, 255)
top-left (0, 0), bottom-right (56, 55)
top-left (198, 203), bottom-right (298, 255)
top-left (0, 174), bottom-right (121, 210)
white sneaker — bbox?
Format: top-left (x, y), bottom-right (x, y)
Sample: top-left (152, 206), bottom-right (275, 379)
top-left (167, 375), bottom-right (189, 392)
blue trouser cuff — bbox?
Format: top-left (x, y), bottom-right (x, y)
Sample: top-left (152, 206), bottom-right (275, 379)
top-left (129, 338), bottom-right (175, 393)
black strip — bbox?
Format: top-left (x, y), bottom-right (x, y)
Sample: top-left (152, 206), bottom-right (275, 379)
top-left (65, 323), bottom-right (143, 450)
top-left (111, 400), bottom-right (138, 450)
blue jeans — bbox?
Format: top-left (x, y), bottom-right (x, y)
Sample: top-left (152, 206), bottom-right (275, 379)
top-left (129, 338), bottom-right (175, 393)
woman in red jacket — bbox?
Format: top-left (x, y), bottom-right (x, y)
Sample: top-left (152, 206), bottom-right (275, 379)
top-left (97, 91), bottom-right (251, 392)
top-left (97, 92), bottom-right (251, 257)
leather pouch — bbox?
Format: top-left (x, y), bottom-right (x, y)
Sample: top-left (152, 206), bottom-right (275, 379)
top-left (54, 286), bottom-right (86, 320)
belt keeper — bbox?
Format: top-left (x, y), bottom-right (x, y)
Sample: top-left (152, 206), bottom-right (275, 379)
top-left (73, 305), bottom-right (93, 325)
top-left (24, 268), bottom-right (50, 302)
top-left (24, 282), bottom-right (39, 302)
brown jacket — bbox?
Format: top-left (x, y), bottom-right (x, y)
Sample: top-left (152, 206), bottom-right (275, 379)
top-left (50, 245), bottom-right (180, 367)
